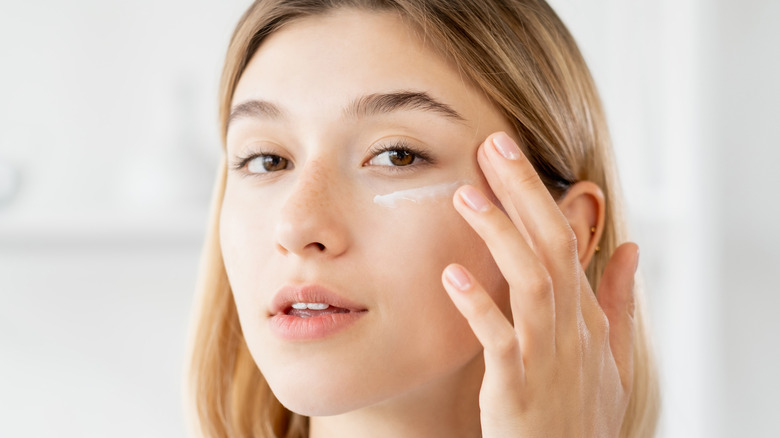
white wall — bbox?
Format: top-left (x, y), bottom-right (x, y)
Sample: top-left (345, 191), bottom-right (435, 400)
top-left (0, 245), bottom-right (200, 437)
top-left (0, 1), bottom-right (252, 436)
top-left (2, 1), bottom-right (778, 436)
top-left (705, 1), bottom-right (780, 436)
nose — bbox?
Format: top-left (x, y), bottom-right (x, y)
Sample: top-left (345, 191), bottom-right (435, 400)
top-left (274, 161), bottom-right (350, 258)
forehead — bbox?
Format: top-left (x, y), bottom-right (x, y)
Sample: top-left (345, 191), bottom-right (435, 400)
top-left (231, 8), bottom-right (493, 125)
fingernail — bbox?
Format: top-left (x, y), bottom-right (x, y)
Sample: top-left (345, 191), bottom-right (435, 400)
top-left (445, 265), bottom-right (472, 291)
top-left (492, 132), bottom-right (521, 160)
top-left (459, 186), bottom-right (491, 212)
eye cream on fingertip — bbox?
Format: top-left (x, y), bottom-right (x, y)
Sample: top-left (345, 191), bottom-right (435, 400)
top-left (373, 181), bottom-right (469, 208)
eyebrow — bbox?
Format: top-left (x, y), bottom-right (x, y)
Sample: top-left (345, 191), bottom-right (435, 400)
top-left (228, 100), bottom-right (284, 125)
top-left (344, 91), bottom-right (466, 122)
top-left (227, 90), bottom-right (466, 128)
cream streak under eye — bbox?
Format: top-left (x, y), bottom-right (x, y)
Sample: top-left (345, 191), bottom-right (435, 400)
top-left (373, 180), bottom-right (468, 208)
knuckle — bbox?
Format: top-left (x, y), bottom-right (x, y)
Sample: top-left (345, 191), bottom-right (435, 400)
top-left (552, 227), bottom-right (578, 255)
top-left (490, 214), bottom-right (517, 236)
top-left (515, 167), bottom-right (544, 190)
top-left (492, 332), bottom-right (521, 359)
top-left (525, 269), bottom-right (553, 302)
top-left (469, 295), bottom-right (495, 320)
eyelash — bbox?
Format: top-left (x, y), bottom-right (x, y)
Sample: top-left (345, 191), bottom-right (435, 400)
top-left (230, 140), bottom-right (435, 176)
top-left (366, 140), bottom-right (435, 171)
top-left (230, 151), bottom-right (274, 174)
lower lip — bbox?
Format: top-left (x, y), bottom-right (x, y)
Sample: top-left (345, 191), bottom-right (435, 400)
top-left (269, 311), bottom-right (366, 341)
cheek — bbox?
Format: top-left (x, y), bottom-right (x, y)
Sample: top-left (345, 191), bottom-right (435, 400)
top-left (361, 196), bottom-right (506, 348)
top-left (363, 197), bottom-right (463, 279)
top-left (219, 188), bottom-right (277, 312)
top-left (366, 194), bottom-right (505, 298)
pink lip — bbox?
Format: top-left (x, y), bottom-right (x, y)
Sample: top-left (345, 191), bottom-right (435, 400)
top-left (268, 284), bottom-right (367, 341)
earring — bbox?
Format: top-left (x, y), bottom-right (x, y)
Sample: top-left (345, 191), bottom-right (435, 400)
top-left (591, 227), bottom-right (600, 252)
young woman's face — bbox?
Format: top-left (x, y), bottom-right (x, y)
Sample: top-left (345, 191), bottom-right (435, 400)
top-left (221, 8), bottom-right (514, 415)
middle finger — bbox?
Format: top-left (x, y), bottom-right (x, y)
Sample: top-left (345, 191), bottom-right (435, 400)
top-left (477, 132), bottom-right (582, 330)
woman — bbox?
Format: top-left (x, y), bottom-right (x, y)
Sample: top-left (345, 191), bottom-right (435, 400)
top-left (186, 0), bottom-right (660, 436)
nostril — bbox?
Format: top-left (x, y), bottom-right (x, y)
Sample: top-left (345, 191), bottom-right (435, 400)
top-left (303, 242), bottom-right (326, 252)
top-left (300, 242), bottom-right (326, 252)
top-left (276, 239), bottom-right (328, 255)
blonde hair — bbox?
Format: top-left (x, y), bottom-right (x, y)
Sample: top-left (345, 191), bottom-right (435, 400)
top-left (185, 1), bottom-right (660, 436)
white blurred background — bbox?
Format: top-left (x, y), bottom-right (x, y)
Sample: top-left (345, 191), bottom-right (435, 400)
top-left (0, 0), bottom-right (777, 436)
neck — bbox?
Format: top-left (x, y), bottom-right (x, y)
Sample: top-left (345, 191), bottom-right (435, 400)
top-left (309, 353), bottom-right (484, 438)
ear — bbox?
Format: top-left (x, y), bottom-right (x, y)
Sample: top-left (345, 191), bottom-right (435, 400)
top-left (556, 181), bottom-right (605, 269)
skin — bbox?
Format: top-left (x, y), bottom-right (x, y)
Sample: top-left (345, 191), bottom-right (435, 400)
top-left (220, 8), bottom-right (636, 438)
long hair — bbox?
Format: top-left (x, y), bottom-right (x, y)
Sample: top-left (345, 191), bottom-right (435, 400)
top-left (185, 1), bottom-right (660, 436)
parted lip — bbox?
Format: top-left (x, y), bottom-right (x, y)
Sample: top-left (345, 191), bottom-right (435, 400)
top-left (269, 284), bottom-right (368, 316)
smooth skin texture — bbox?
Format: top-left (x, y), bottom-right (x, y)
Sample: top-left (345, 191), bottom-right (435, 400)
top-left (220, 8), bottom-right (636, 438)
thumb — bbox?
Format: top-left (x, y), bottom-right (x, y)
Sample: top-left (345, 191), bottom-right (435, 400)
top-left (597, 242), bottom-right (638, 393)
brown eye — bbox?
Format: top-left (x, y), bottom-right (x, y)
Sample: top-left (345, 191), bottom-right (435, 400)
top-left (369, 149), bottom-right (418, 167)
top-left (247, 155), bottom-right (289, 173)
top-left (388, 150), bottom-right (415, 166)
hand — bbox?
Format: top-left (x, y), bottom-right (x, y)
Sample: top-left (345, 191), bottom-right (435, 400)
top-left (441, 132), bottom-right (638, 437)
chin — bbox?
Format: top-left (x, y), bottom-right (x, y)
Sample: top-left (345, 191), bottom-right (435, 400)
top-left (269, 378), bottom-right (374, 416)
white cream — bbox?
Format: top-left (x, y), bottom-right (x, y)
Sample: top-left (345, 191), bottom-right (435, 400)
top-left (373, 181), bottom-right (468, 208)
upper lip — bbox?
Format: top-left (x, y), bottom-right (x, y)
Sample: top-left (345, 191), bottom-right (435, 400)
top-left (269, 284), bottom-right (368, 316)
